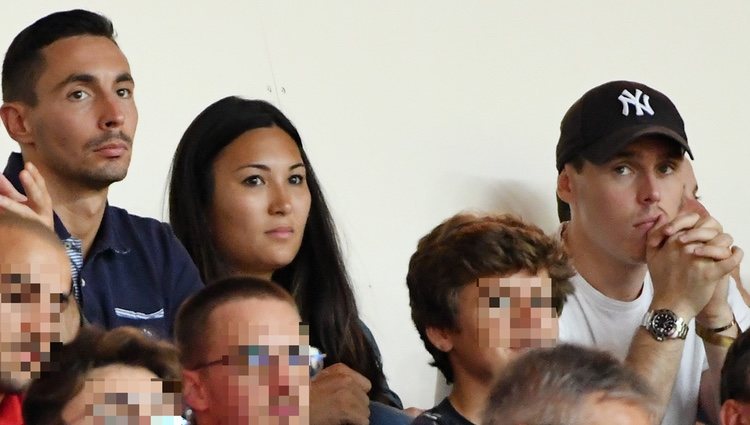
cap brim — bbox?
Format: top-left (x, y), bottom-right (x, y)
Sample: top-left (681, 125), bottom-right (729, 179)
top-left (582, 125), bottom-right (693, 165)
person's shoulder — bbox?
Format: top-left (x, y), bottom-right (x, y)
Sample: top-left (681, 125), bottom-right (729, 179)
top-left (105, 205), bottom-right (175, 237)
top-left (412, 398), bottom-right (472, 425)
top-left (412, 410), bottom-right (442, 425)
top-left (104, 205), bottom-right (189, 259)
top-left (104, 204), bottom-right (204, 293)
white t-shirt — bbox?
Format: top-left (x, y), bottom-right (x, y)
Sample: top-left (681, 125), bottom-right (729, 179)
top-left (559, 272), bottom-right (750, 425)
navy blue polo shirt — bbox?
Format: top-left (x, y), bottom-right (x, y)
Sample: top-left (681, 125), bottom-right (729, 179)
top-left (3, 152), bottom-right (204, 339)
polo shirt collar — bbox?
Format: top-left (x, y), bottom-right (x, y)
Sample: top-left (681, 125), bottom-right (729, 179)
top-left (92, 205), bottom-right (129, 255)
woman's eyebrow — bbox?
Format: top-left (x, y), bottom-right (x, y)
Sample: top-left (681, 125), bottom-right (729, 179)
top-left (234, 163), bottom-right (305, 172)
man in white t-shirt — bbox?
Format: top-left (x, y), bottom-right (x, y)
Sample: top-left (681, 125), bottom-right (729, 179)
top-left (555, 80), bottom-right (749, 425)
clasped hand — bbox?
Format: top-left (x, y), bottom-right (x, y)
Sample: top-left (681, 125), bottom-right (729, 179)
top-left (647, 197), bottom-right (742, 323)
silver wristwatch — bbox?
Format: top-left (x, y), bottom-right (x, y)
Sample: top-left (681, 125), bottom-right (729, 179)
top-left (641, 309), bottom-right (689, 341)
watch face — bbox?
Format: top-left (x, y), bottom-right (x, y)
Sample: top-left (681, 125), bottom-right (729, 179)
top-left (652, 310), bottom-right (677, 338)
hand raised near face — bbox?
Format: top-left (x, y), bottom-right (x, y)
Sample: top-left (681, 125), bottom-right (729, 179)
top-left (646, 200), bottom-right (742, 320)
top-left (0, 162), bottom-right (54, 230)
top-left (673, 196), bottom-right (743, 325)
top-left (310, 362), bottom-right (372, 425)
top-left (653, 195), bottom-right (734, 261)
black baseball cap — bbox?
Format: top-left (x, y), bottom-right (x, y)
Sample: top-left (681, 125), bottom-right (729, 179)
top-left (555, 80), bottom-right (693, 172)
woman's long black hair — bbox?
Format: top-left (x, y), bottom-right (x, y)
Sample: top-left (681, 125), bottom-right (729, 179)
top-left (168, 96), bottom-right (392, 404)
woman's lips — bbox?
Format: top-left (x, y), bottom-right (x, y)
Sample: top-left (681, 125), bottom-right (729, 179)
top-left (266, 227), bottom-right (294, 239)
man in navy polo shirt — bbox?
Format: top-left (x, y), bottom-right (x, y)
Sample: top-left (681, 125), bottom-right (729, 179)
top-left (0, 10), bottom-right (203, 338)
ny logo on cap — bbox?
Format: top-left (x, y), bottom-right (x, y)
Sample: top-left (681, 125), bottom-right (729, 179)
top-left (618, 89), bottom-right (654, 117)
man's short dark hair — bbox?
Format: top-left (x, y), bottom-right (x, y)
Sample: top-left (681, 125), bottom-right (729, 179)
top-left (2, 9), bottom-right (116, 105)
top-left (406, 212), bottom-right (575, 383)
top-left (721, 327), bottom-right (750, 403)
top-left (174, 276), bottom-right (297, 370)
top-left (483, 344), bottom-right (657, 425)
top-left (22, 325), bottom-right (181, 425)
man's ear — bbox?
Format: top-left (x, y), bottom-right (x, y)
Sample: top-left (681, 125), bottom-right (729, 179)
top-left (182, 369), bottom-right (210, 413)
top-left (557, 166), bottom-right (574, 205)
top-left (0, 102), bottom-right (34, 146)
top-left (425, 326), bottom-right (454, 353)
top-left (720, 399), bottom-right (748, 425)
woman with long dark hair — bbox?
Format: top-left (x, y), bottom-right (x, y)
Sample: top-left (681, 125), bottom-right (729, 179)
top-left (168, 96), bottom-right (404, 424)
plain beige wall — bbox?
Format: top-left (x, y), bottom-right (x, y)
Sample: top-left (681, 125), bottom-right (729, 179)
top-left (3, 1), bottom-right (750, 408)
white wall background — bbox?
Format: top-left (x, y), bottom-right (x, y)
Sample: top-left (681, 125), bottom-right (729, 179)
top-left (3, 1), bottom-right (750, 408)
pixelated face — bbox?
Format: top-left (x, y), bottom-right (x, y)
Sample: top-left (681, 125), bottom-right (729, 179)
top-left (210, 127), bottom-right (311, 278)
top-left (61, 364), bottom-right (182, 424)
top-left (562, 137), bottom-right (684, 264)
top-left (23, 35), bottom-right (137, 190)
top-left (477, 273), bottom-right (558, 350)
top-left (445, 270), bottom-right (557, 383)
top-left (193, 298), bottom-right (309, 425)
top-left (0, 244), bottom-right (75, 391)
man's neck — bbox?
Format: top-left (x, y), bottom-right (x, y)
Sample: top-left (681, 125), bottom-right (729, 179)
top-left (40, 169), bottom-right (109, 259)
top-left (448, 370), bottom-right (493, 424)
top-left (0, 392), bottom-right (4, 405)
top-left (564, 221), bottom-right (647, 302)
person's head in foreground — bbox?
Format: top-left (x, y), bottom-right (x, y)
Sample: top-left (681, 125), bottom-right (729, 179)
top-left (406, 212), bottom-right (574, 423)
top-left (168, 96), bottom-right (392, 406)
top-left (22, 325), bottom-right (182, 425)
top-left (483, 344), bottom-right (658, 425)
top-left (0, 213), bottom-right (80, 396)
top-left (556, 80), bottom-right (693, 263)
top-left (1, 9), bottom-right (136, 190)
top-left (719, 327), bottom-right (750, 424)
top-left (175, 276), bottom-right (309, 425)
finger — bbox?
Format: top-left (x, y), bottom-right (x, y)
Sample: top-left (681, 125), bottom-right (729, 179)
top-left (0, 174), bottom-right (27, 202)
top-left (712, 247), bottom-right (745, 279)
top-left (678, 227), bottom-right (721, 245)
top-left (692, 244), bottom-right (733, 261)
top-left (20, 166), bottom-right (52, 216)
top-left (321, 363), bottom-right (372, 392)
top-left (19, 170), bottom-right (41, 205)
top-left (345, 393), bottom-right (371, 425)
top-left (347, 409), bottom-right (370, 425)
top-left (320, 363), bottom-right (351, 375)
top-left (26, 162), bottom-right (51, 200)
top-left (662, 212), bottom-right (701, 237)
top-left (647, 214), bottom-right (671, 248)
top-left (21, 162), bottom-right (49, 202)
top-left (705, 233), bottom-right (735, 249)
top-left (656, 229), bottom-right (690, 251)
top-left (348, 370), bottom-right (372, 393)
top-left (0, 195), bottom-right (37, 220)
top-left (26, 162), bottom-right (43, 184)
top-left (693, 215), bottom-right (723, 233)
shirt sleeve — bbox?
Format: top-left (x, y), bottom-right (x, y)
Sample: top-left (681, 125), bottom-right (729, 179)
top-left (163, 224), bottom-right (205, 338)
